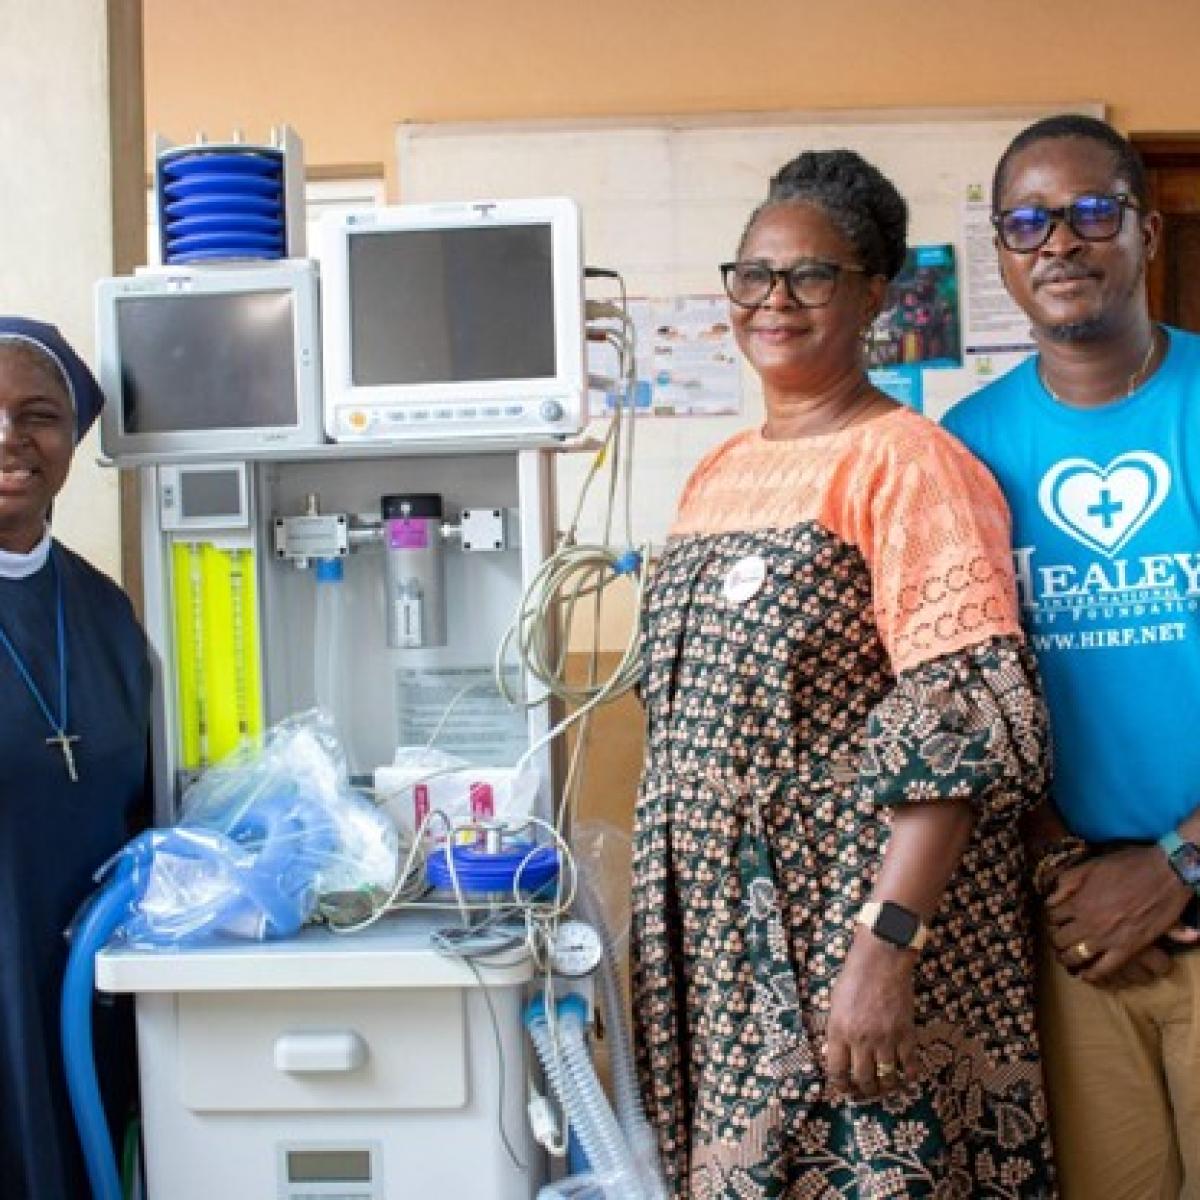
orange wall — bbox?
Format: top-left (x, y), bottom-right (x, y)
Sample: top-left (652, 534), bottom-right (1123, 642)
top-left (145, 0), bottom-right (1200, 190)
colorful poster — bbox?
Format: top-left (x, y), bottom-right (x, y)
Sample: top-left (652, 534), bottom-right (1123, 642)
top-left (868, 243), bottom-right (962, 368)
top-left (867, 243), bottom-right (962, 412)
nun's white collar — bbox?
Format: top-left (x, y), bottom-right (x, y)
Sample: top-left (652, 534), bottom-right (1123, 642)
top-left (0, 526), bottom-right (51, 579)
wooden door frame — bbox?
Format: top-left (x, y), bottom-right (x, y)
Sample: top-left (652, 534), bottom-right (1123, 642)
top-left (1132, 133), bottom-right (1200, 323)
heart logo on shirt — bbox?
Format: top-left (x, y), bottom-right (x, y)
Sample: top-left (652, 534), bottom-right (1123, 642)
top-left (1037, 452), bottom-right (1171, 558)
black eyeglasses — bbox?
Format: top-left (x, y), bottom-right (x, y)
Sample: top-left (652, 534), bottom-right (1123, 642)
top-left (992, 193), bottom-right (1141, 253)
top-left (719, 258), bottom-right (867, 309)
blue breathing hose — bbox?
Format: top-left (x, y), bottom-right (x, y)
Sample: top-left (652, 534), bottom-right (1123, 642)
top-left (61, 787), bottom-right (337, 1198)
top-left (61, 855), bottom-right (143, 1200)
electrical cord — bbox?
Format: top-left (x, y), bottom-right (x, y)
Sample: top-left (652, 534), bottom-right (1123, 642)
top-left (429, 937), bottom-right (527, 1171)
top-left (497, 267), bottom-right (647, 785)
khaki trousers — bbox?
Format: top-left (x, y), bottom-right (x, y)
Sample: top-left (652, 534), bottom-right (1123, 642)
top-left (1040, 945), bottom-right (1200, 1199)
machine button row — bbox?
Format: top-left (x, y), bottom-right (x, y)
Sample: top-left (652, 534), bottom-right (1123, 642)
top-left (369, 405), bottom-right (532, 424)
top-left (342, 401), bottom-right (574, 433)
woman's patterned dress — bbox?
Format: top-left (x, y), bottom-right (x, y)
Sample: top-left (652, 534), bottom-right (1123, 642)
top-left (630, 409), bottom-right (1056, 1199)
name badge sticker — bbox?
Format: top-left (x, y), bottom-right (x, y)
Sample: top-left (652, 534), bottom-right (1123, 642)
top-left (722, 554), bottom-right (768, 605)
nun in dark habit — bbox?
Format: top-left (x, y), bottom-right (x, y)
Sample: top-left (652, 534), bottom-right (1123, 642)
top-left (0, 317), bottom-right (150, 1198)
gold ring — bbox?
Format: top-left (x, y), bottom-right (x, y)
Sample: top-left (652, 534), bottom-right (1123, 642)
top-left (876, 1061), bottom-right (898, 1077)
top-left (1074, 940), bottom-right (1093, 962)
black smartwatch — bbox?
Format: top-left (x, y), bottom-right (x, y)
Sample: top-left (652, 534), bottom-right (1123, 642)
top-left (1159, 830), bottom-right (1200, 891)
top-left (857, 900), bottom-right (929, 951)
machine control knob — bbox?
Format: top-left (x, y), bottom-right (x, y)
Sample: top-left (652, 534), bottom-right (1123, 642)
top-left (539, 400), bottom-right (565, 423)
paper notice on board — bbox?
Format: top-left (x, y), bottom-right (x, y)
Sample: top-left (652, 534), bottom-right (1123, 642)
top-left (395, 666), bottom-right (528, 767)
top-left (606, 295), bottom-right (741, 416)
top-left (960, 183), bottom-right (1036, 355)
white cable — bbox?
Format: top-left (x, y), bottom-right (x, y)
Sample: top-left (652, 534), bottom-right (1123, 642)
top-left (495, 270), bottom-right (643, 755)
top-left (497, 541), bottom-right (648, 711)
top-left (422, 683), bottom-right (484, 750)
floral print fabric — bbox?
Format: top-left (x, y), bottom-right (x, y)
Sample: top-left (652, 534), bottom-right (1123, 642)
top-left (631, 430), bottom-right (1055, 1199)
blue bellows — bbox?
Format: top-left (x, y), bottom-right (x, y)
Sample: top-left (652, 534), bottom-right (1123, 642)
top-left (159, 149), bottom-right (286, 264)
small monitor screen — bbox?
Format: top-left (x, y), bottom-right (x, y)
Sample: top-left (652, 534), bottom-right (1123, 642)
top-left (349, 224), bottom-right (556, 386)
top-left (179, 469), bottom-right (242, 520)
top-left (286, 1149), bottom-right (372, 1183)
top-left (116, 291), bottom-right (297, 434)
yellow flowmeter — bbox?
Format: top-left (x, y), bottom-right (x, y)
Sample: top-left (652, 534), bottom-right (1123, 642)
top-left (171, 541), bottom-right (263, 770)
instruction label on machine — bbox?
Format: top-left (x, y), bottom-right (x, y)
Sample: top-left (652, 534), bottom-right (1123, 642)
top-left (395, 666), bottom-right (530, 766)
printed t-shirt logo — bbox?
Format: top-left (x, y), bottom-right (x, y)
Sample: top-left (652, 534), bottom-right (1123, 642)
top-left (1037, 452), bottom-right (1170, 558)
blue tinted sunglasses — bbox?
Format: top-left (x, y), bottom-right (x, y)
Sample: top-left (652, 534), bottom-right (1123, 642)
top-left (992, 193), bottom-right (1140, 253)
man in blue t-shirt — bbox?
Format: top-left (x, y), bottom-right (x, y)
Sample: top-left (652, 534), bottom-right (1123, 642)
top-left (944, 115), bottom-right (1200, 1199)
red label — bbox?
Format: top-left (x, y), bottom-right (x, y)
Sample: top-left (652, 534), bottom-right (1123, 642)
top-left (470, 782), bottom-right (495, 820)
top-left (413, 783), bottom-right (430, 829)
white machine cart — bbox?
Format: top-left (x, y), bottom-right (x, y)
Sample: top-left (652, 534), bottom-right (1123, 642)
top-left (97, 914), bottom-right (539, 1200)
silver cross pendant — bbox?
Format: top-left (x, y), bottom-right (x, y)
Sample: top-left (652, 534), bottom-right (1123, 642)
top-left (46, 731), bottom-right (80, 782)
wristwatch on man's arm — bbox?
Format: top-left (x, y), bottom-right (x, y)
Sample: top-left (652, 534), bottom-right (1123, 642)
top-left (1159, 829), bottom-right (1200, 892)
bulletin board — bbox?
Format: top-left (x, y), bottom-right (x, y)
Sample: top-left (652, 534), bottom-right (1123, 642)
top-left (397, 104), bottom-right (1102, 547)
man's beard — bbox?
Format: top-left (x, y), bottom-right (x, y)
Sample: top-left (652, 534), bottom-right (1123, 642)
top-left (1040, 315), bottom-right (1110, 343)
top-left (1036, 269), bottom-right (1145, 344)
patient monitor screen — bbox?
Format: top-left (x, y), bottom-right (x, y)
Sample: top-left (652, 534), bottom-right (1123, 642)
top-left (117, 291), bottom-right (297, 433)
top-left (349, 224), bottom-right (556, 386)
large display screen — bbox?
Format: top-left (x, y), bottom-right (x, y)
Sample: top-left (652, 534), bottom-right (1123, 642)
top-left (116, 291), bottom-right (297, 433)
top-left (348, 224), bottom-right (556, 386)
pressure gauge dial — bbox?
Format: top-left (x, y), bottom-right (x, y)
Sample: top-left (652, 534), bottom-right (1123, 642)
top-left (549, 920), bottom-right (604, 978)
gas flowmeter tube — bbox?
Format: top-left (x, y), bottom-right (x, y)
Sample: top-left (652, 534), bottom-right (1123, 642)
top-left (381, 493), bottom-right (446, 649)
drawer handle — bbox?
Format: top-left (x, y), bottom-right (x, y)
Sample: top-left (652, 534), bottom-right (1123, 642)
top-left (273, 1031), bottom-right (367, 1074)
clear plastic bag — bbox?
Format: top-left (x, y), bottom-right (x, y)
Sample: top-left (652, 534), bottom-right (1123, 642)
top-left (571, 820), bottom-right (632, 954)
top-left (111, 712), bottom-right (399, 947)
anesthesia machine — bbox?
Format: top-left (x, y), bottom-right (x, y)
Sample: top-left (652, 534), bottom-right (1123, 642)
top-left (71, 130), bottom-right (659, 1200)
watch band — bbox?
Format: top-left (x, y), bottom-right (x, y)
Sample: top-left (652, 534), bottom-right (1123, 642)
top-left (1158, 828), bottom-right (1200, 892)
top-left (1160, 829), bottom-right (1185, 858)
top-left (857, 900), bottom-right (930, 952)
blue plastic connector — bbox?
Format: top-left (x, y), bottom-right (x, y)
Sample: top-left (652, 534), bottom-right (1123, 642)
top-left (556, 992), bottom-right (589, 1025)
top-left (523, 991), bottom-right (590, 1031)
top-left (524, 993), bottom-right (549, 1029)
top-left (612, 550), bottom-right (642, 577)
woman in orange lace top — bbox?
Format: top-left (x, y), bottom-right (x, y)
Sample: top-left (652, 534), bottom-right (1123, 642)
top-left (630, 151), bottom-right (1056, 1199)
